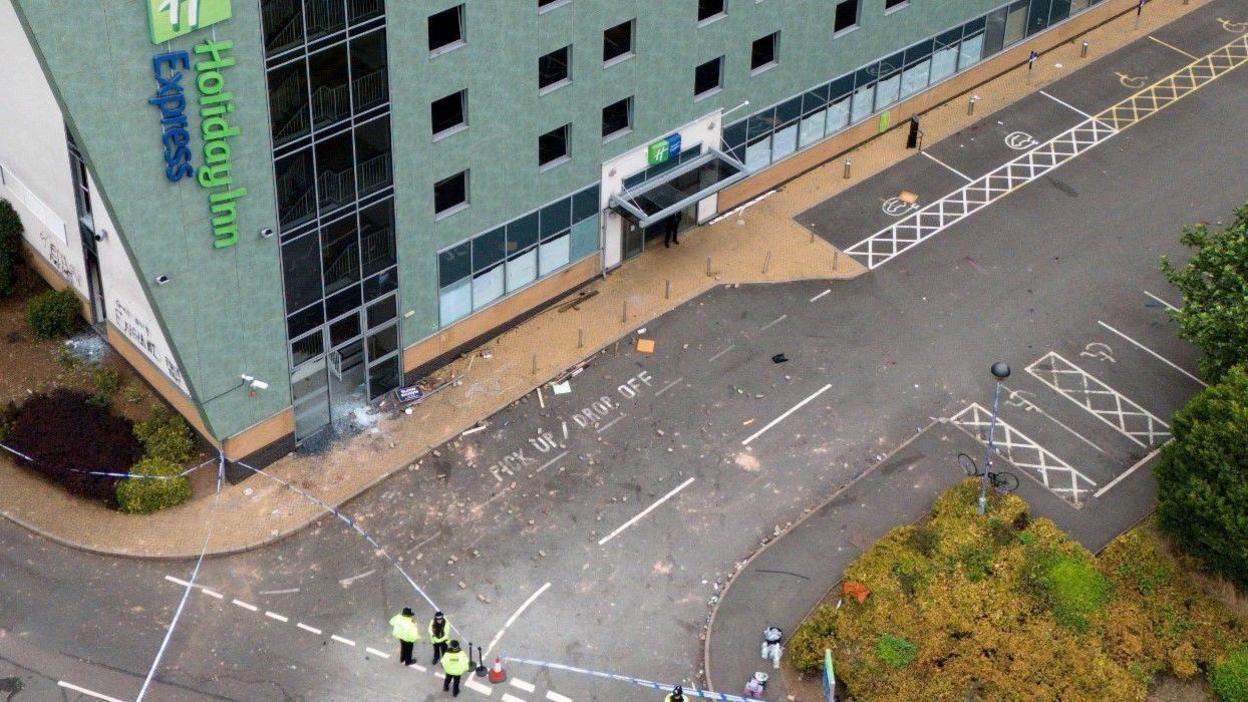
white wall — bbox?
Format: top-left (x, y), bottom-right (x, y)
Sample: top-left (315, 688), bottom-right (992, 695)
top-left (599, 110), bottom-right (724, 269)
top-left (0, 0), bottom-right (188, 396)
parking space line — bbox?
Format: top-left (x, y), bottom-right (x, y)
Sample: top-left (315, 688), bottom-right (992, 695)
top-left (920, 150), bottom-right (973, 182)
top-left (1097, 320), bottom-right (1206, 386)
top-left (57, 681), bottom-right (128, 702)
top-left (501, 693), bottom-right (525, 702)
top-left (759, 314), bottom-right (787, 331)
top-left (510, 678), bottom-right (537, 693)
top-left (201, 588), bottom-right (224, 599)
top-left (654, 377), bottom-right (683, 397)
top-left (1144, 289), bottom-right (1180, 312)
top-left (1094, 444), bottom-right (1167, 498)
top-left (1148, 35), bottom-right (1197, 60)
top-left (264, 611), bottom-right (289, 623)
top-left (1026, 352), bottom-right (1170, 447)
top-left (707, 344), bottom-right (735, 363)
top-left (809, 289), bottom-right (831, 303)
top-left (296, 622), bottom-right (323, 635)
top-left (598, 477), bottom-right (696, 546)
top-left (331, 634), bottom-right (356, 647)
top-left (535, 450), bottom-right (568, 475)
top-left (742, 384), bottom-right (832, 446)
top-left (1002, 385), bottom-right (1107, 455)
top-left (485, 582), bottom-right (552, 657)
top-left (232, 598), bottom-right (259, 612)
top-left (951, 402), bottom-right (1096, 506)
top-left (1038, 90), bottom-right (1106, 127)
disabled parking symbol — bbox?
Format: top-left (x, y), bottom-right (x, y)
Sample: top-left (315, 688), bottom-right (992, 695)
top-left (1217, 17), bottom-right (1248, 33)
top-left (1004, 131), bottom-right (1040, 150)
top-left (1114, 71), bottom-right (1148, 89)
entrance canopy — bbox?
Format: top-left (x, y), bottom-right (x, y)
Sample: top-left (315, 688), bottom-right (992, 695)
top-left (609, 149), bottom-right (747, 228)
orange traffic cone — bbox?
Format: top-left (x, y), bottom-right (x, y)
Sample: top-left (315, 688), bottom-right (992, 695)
top-left (488, 656), bottom-right (507, 683)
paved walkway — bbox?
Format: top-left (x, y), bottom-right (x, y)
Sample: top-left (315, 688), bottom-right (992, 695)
top-left (0, 0), bottom-right (1210, 558)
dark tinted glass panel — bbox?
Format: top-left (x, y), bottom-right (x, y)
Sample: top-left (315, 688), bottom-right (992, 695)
top-left (304, 0), bottom-right (347, 42)
top-left (367, 296), bottom-right (396, 328)
top-left (1047, 0), bottom-right (1071, 24)
top-left (350, 30), bottom-right (389, 113)
top-left (603, 20), bottom-right (632, 62)
top-left (984, 8), bottom-right (1008, 55)
top-left (905, 39), bottom-right (934, 64)
top-left (538, 125), bottom-right (569, 166)
top-left (290, 331), bottom-right (324, 367)
top-left (283, 233), bottom-right (323, 311)
top-left (540, 200), bottom-right (571, 239)
top-left (433, 171), bottom-right (468, 213)
top-left (694, 57), bottom-right (722, 96)
top-left (330, 313), bottom-right (361, 347)
top-left (697, 0), bottom-right (725, 21)
top-left (473, 227), bottom-right (506, 269)
top-left (507, 211), bottom-right (539, 254)
top-left (261, 0), bottom-right (303, 55)
top-left (828, 74), bottom-right (854, 100)
top-left (935, 28), bottom-right (962, 48)
top-left (268, 60), bottom-right (310, 146)
top-left (1028, 0), bottom-right (1053, 34)
top-left (751, 33), bottom-right (778, 70)
top-left (349, 0), bottom-right (385, 23)
top-left (368, 356), bottom-right (400, 399)
top-left (833, 0), bottom-right (858, 32)
top-left (288, 302), bottom-right (324, 339)
top-left (359, 200), bottom-right (396, 276)
top-left (439, 242), bottom-right (471, 287)
top-left (539, 47), bottom-right (570, 89)
top-left (308, 44), bottom-right (351, 129)
top-left (321, 216), bottom-right (360, 297)
top-left (367, 324), bottom-right (398, 359)
top-left (774, 96), bottom-right (803, 126)
top-left (316, 131), bottom-right (357, 213)
top-left (363, 267), bottom-right (398, 300)
top-left (572, 185), bottom-right (599, 222)
top-left (275, 150), bottom-right (316, 227)
top-left (963, 17), bottom-right (986, 34)
top-left (879, 50), bottom-right (906, 76)
top-left (747, 109), bottom-right (775, 138)
top-left (355, 116), bottom-right (392, 196)
top-left (854, 66), bottom-right (876, 90)
top-left (428, 5), bottom-right (464, 52)
top-left (431, 90), bottom-right (466, 135)
top-left (722, 120), bottom-right (747, 153)
top-left (802, 84), bottom-right (830, 113)
top-left (326, 283), bottom-right (361, 319)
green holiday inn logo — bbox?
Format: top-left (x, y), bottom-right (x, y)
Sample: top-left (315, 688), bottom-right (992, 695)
top-left (147, 0), bottom-right (232, 44)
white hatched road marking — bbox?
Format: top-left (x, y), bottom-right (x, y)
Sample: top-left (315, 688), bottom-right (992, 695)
top-left (57, 681), bottom-right (128, 702)
top-left (1097, 320), bottom-right (1206, 387)
top-left (511, 678), bottom-right (537, 692)
top-left (546, 692), bottom-right (574, 702)
top-left (759, 314), bottom-right (787, 331)
top-left (845, 34), bottom-right (1248, 269)
top-left (1095, 444), bottom-right (1167, 498)
top-left (1002, 385), bottom-right (1107, 455)
top-left (1149, 35), bottom-right (1198, 60)
top-left (950, 402), bottom-right (1096, 506)
top-left (1026, 352), bottom-right (1170, 447)
top-left (809, 288), bottom-right (831, 303)
top-left (1038, 90), bottom-right (1103, 123)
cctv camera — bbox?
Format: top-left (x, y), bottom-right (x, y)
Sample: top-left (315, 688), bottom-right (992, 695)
top-left (249, 379), bottom-right (269, 391)
top-left (260, 227), bottom-right (274, 239)
top-left (93, 230), bottom-right (107, 242)
top-left (154, 274), bottom-right (170, 285)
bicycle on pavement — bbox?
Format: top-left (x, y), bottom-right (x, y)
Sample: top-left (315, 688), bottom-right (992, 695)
top-left (957, 452), bottom-right (1020, 494)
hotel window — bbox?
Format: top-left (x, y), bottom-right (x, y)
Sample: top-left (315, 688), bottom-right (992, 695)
top-left (694, 56), bottom-right (724, 99)
top-left (601, 97), bottom-right (633, 140)
top-left (751, 32), bottom-right (779, 73)
top-left (538, 0), bottom-right (569, 10)
top-left (430, 89), bottom-right (467, 138)
top-left (428, 4), bottom-right (465, 55)
top-left (833, 0), bottom-right (859, 33)
top-left (884, 0), bottom-right (907, 10)
top-left (538, 124), bottom-right (571, 169)
top-left (603, 19), bottom-right (634, 64)
top-left (538, 46), bottom-right (572, 92)
top-left (697, 0), bottom-right (725, 23)
top-left (434, 170), bottom-right (469, 217)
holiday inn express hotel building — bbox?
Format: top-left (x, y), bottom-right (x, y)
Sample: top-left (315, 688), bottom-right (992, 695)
top-left (0, 0), bottom-right (1125, 462)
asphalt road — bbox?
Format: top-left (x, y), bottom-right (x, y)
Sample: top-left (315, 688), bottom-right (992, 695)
top-left (1, 7), bottom-right (1245, 702)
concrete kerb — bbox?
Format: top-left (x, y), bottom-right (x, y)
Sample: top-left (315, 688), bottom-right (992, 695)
top-left (699, 418), bottom-right (942, 693)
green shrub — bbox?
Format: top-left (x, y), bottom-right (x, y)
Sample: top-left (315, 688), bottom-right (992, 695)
top-left (25, 288), bottom-right (80, 339)
top-left (115, 457), bottom-right (190, 514)
top-left (1212, 648), bottom-right (1248, 702)
top-left (134, 406), bottom-right (195, 464)
top-left (0, 401), bottom-right (17, 442)
top-left (1155, 365), bottom-right (1248, 588)
top-left (1041, 553), bottom-right (1112, 631)
top-left (93, 367), bottom-right (121, 397)
top-left (877, 634), bottom-right (918, 669)
top-left (0, 199), bottom-right (21, 297)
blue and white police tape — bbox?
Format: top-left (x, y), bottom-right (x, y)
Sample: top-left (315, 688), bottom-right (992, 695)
top-left (502, 657), bottom-right (752, 701)
top-left (0, 441), bottom-right (216, 480)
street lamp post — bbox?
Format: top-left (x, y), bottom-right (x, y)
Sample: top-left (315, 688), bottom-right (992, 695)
top-left (978, 362), bottom-right (1011, 516)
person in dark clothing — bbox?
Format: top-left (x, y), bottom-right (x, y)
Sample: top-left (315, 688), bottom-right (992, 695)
top-left (664, 212), bottom-right (682, 247)
top-left (429, 611), bottom-right (451, 664)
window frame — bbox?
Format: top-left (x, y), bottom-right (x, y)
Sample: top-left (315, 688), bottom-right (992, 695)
top-left (427, 4), bottom-right (466, 58)
top-left (433, 170), bottom-right (470, 219)
top-left (429, 89), bottom-right (468, 140)
top-left (884, 0), bottom-right (909, 13)
top-left (538, 123), bottom-right (572, 171)
top-left (601, 96), bottom-right (634, 141)
top-left (693, 55), bottom-right (725, 100)
top-left (750, 31), bottom-right (780, 74)
top-left (696, 0), bottom-right (727, 25)
top-left (832, 0), bottom-right (860, 35)
top-left (602, 19), bottom-right (635, 66)
top-left (538, 0), bottom-right (571, 13)
top-left (538, 45), bottom-right (573, 94)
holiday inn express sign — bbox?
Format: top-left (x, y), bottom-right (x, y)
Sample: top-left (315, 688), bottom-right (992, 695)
top-left (146, 0), bottom-right (247, 249)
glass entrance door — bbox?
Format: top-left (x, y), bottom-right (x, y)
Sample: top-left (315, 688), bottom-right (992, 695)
top-left (291, 356), bottom-right (331, 444)
top-left (622, 216), bottom-right (644, 261)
